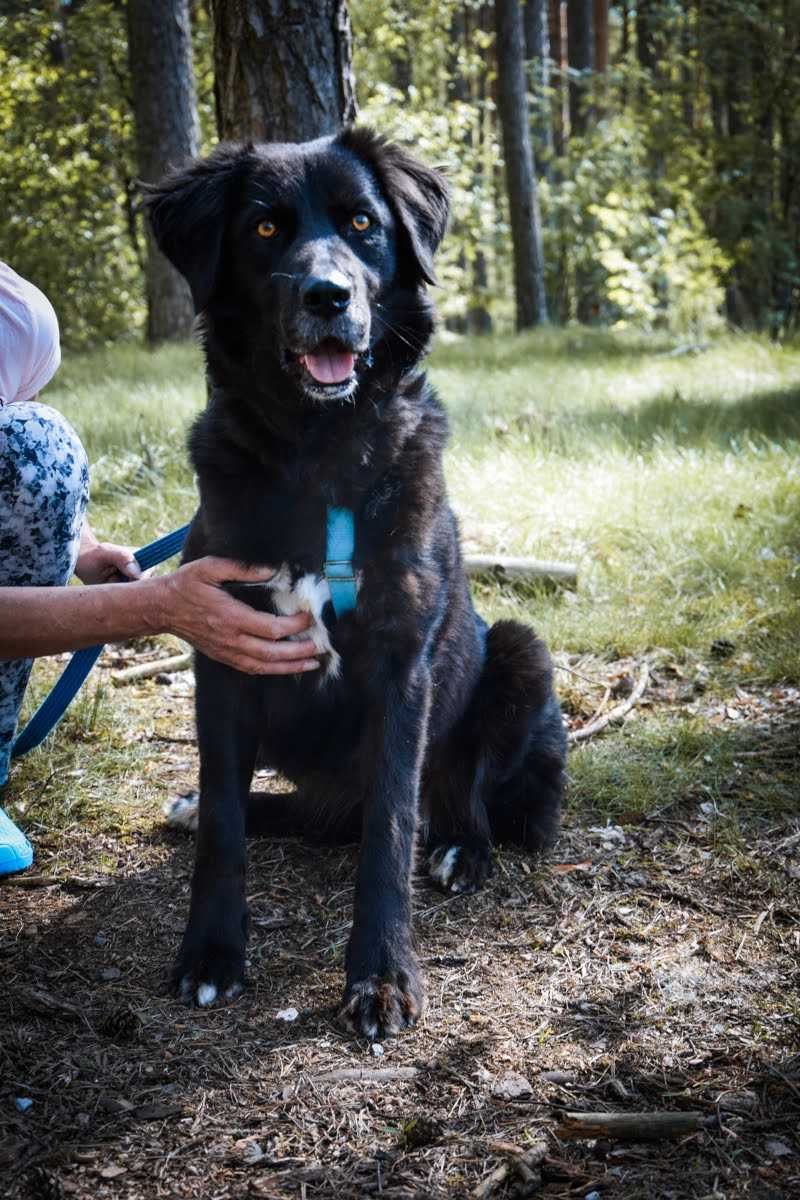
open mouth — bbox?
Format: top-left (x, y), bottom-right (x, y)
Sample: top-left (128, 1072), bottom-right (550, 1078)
top-left (285, 339), bottom-right (369, 401)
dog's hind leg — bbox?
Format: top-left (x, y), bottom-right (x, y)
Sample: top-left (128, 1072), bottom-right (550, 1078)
top-left (425, 621), bottom-right (565, 893)
top-left (424, 748), bottom-right (494, 894)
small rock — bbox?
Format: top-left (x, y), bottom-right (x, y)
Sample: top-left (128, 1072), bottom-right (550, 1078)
top-left (99, 1165), bottom-right (127, 1180)
top-left (491, 1071), bottom-right (533, 1100)
top-left (275, 1006), bottom-right (298, 1022)
top-left (14, 1097), bottom-right (33, 1113)
top-left (540, 1070), bottom-right (575, 1085)
top-left (765, 1138), bottom-right (793, 1158)
top-left (371, 1042), bottom-right (384, 1057)
top-left (585, 1192), bottom-right (602, 1200)
top-left (94, 932), bottom-right (108, 947)
top-left (232, 1137), bottom-right (267, 1165)
top-left (96, 967), bottom-right (121, 982)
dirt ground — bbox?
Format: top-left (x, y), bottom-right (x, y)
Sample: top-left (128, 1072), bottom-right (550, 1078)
top-left (2, 660), bottom-right (799, 1200)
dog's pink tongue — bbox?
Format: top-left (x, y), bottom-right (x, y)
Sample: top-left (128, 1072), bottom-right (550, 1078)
top-left (302, 346), bottom-right (355, 384)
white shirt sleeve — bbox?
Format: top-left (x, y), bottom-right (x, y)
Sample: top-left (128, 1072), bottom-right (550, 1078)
top-left (0, 262), bottom-right (61, 405)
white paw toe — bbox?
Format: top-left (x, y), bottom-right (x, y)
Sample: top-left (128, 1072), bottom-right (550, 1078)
top-left (428, 845), bottom-right (460, 890)
top-left (164, 792), bottom-right (199, 833)
top-left (197, 982), bottom-right (218, 1007)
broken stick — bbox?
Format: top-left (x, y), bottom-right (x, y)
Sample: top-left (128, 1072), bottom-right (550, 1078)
top-left (312, 1066), bottom-right (419, 1085)
top-left (557, 1110), bottom-right (709, 1141)
top-left (568, 661), bottom-right (650, 744)
top-left (111, 651), bottom-right (192, 686)
top-left (464, 555), bottom-right (577, 588)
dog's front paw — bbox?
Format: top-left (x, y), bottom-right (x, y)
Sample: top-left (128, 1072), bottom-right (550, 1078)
top-left (172, 919), bottom-right (246, 1007)
top-left (428, 839), bottom-right (492, 894)
top-left (339, 966), bottom-right (424, 1039)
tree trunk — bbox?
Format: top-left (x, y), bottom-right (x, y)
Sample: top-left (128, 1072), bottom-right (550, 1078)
top-left (550, 0), bottom-right (569, 148)
top-left (567, 0), bottom-right (594, 135)
top-left (593, 0), bottom-right (608, 72)
top-left (211, 0), bottom-right (356, 142)
top-left (636, 0), bottom-right (657, 74)
top-left (127, 0), bottom-right (199, 343)
top-left (523, 0), bottom-right (555, 178)
top-left (495, 0), bottom-right (548, 328)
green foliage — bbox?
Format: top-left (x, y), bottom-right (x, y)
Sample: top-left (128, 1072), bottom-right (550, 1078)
top-left (1, 0), bottom-right (797, 344)
top-left (546, 113), bottom-right (729, 332)
top-left (0, 3), bottom-right (144, 346)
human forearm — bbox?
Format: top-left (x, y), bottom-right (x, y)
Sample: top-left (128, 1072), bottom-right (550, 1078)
top-left (0, 577), bottom-right (166, 659)
top-left (0, 558), bottom-right (320, 675)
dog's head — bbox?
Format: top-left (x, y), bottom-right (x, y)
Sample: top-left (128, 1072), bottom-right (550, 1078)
top-left (146, 128), bottom-right (449, 404)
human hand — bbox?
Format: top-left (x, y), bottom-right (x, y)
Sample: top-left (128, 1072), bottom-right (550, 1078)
top-left (157, 557), bottom-right (320, 676)
top-left (75, 539), bottom-right (143, 585)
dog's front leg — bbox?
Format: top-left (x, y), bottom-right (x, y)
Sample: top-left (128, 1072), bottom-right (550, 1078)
top-left (173, 659), bottom-right (259, 1006)
top-left (339, 665), bottom-right (430, 1039)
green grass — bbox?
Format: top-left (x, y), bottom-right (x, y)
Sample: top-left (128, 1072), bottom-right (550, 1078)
top-left (21, 327), bottom-right (798, 828)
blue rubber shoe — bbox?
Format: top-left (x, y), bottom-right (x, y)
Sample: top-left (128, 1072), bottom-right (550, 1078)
top-left (0, 806), bottom-right (33, 875)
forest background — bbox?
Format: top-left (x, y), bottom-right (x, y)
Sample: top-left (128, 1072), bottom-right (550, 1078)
top-left (1, 0), bottom-right (798, 349)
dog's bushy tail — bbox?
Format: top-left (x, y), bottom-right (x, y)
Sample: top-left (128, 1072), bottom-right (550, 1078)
top-left (471, 620), bottom-right (566, 851)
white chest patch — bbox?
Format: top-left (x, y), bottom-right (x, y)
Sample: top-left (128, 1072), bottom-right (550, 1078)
top-left (266, 566), bottom-right (346, 679)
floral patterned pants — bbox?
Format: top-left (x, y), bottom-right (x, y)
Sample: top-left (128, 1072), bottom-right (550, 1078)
top-left (0, 402), bottom-right (89, 784)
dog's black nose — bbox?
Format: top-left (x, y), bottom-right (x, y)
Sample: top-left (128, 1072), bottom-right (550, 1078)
top-left (301, 273), bottom-right (351, 315)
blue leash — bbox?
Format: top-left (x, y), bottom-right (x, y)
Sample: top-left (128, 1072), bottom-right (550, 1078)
top-left (11, 524), bottom-right (191, 759)
top-left (11, 508), bottom-right (357, 760)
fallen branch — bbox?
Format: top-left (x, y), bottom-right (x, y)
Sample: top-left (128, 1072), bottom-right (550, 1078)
top-left (464, 555), bottom-right (577, 589)
top-left (557, 1110), bottom-right (709, 1141)
top-left (473, 1141), bottom-right (547, 1199)
top-left (0, 874), bottom-right (107, 890)
top-left (112, 651), bottom-right (192, 686)
top-left (568, 661), bottom-right (650, 743)
top-left (656, 342), bottom-right (710, 359)
top-left (312, 1067), bottom-right (420, 1085)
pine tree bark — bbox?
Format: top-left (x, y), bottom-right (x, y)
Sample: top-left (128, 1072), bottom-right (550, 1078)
top-left (211, 0), bottom-right (356, 142)
top-left (495, 0), bottom-right (548, 328)
top-left (128, 0), bottom-right (199, 343)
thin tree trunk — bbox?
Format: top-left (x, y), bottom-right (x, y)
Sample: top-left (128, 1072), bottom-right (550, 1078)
top-left (567, 0), bottom-right (594, 135)
top-left (524, 0), bottom-right (555, 178)
top-left (495, 0), bottom-right (548, 328)
top-left (636, 0), bottom-right (657, 75)
top-left (593, 0), bottom-right (608, 72)
top-left (127, 0), bottom-right (199, 343)
top-left (211, 0), bottom-right (356, 142)
top-left (550, 0), bottom-right (569, 147)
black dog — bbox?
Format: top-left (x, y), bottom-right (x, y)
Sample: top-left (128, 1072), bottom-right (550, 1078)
top-left (148, 128), bottom-right (566, 1038)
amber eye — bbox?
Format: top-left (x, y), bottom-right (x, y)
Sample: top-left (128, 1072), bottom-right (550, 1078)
top-left (257, 219), bottom-right (277, 239)
top-left (351, 212), bottom-right (371, 232)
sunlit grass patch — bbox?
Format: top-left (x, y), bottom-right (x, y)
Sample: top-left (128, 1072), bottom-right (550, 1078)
top-left (12, 325), bottom-right (798, 833)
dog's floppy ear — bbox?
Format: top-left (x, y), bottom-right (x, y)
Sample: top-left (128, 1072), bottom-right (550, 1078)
top-left (145, 145), bottom-right (251, 312)
top-left (340, 127), bottom-right (449, 286)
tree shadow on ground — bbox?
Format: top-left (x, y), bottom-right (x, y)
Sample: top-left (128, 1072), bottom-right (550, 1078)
top-left (2, 781), bottom-right (798, 1199)
top-left (565, 382), bottom-right (800, 451)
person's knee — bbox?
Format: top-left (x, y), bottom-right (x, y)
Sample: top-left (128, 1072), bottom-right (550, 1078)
top-left (0, 401), bottom-right (89, 586)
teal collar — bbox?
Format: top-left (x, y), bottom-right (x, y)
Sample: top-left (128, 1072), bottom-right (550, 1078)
top-left (325, 506), bottom-right (357, 617)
